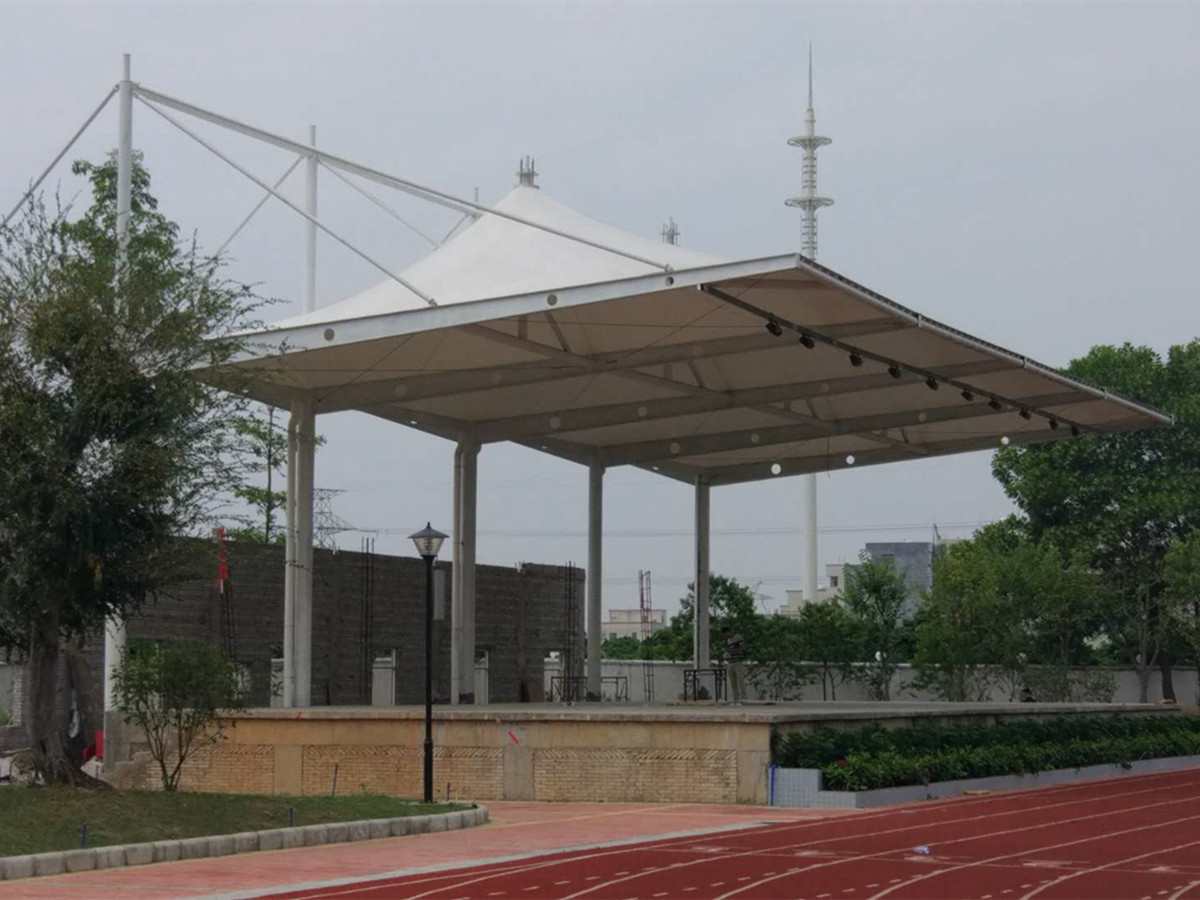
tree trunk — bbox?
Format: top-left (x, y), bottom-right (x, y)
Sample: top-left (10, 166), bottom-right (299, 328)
top-left (27, 604), bottom-right (104, 787)
top-left (1137, 663), bottom-right (1152, 704)
top-left (1160, 650), bottom-right (1177, 703)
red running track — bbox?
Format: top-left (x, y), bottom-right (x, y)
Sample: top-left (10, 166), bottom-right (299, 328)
top-left (261, 768), bottom-right (1200, 900)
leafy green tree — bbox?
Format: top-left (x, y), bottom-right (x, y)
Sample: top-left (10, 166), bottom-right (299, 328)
top-left (794, 600), bottom-right (860, 700)
top-left (842, 553), bottom-right (908, 700)
top-left (1165, 529), bottom-right (1200, 703)
top-left (601, 634), bottom-right (641, 660)
top-left (113, 639), bottom-right (248, 791)
top-left (228, 405), bottom-right (288, 544)
top-left (226, 403), bottom-right (325, 545)
top-left (0, 155), bottom-right (260, 783)
top-left (748, 614), bottom-right (810, 700)
top-left (993, 341), bottom-right (1200, 702)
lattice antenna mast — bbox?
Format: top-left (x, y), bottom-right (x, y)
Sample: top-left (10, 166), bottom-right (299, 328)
top-left (786, 44), bottom-right (833, 258)
top-left (661, 217), bottom-right (680, 245)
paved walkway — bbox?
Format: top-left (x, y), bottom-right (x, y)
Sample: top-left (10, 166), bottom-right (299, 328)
top-left (0, 803), bottom-right (856, 900)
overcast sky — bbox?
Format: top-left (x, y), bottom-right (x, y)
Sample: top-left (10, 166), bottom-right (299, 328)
top-left (2, 1), bottom-right (1197, 616)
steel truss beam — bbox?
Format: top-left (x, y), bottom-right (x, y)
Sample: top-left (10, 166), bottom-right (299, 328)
top-left (702, 416), bottom-right (1150, 487)
top-left (596, 389), bottom-right (1091, 467)
top-left (700, 283), bottom-right (1094, 434)
top-left (461, 359), bottom-right (1015, 443)
top-left (314, 318), bottom-right (906, 413)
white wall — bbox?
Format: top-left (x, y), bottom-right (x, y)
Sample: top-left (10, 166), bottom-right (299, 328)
top-left (544, 658), bottom-right (1200, 706)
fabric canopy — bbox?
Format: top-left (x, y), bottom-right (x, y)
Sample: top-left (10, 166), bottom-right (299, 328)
top-left (215, 184), bottom-right (1171, 486)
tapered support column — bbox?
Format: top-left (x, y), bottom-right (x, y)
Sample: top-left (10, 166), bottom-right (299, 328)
top-left (285, 394), bottom-right (315, 707)
top-left (116, 54), bottom-right (132, 289)
top-left (694, 478), bottom-right (711, 669)
top-left (586, 461), bottom-right (604, 699)
top-left (304, 125), bottom-right (317, 314)
top-left (803, 473), bottom-right (818, 604)
top-left (459, 441), bottom-right (478, 703)
top-left (103, 617), bottom-right (126, 711)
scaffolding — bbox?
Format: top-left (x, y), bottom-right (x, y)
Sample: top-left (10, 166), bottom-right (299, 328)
top-left (559, 562), bottom-right (581, 702)
top-left (215, 527), bottom-right (237, 661)
top-left (639, 570), bottom-right (655, 703)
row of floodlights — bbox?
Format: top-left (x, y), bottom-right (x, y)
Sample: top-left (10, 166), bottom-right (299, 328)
top-left (766, 319), bottom-right (1081, 438)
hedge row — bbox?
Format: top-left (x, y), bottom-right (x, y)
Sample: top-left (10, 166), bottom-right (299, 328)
top-left (773, 714), bottom-right (1200, 770)
top-left (819, 730), bottom-right (1200, 792)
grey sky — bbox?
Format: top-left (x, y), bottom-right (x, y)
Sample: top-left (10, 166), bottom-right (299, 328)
top-left (2, 1), bottom-right (1196, 615)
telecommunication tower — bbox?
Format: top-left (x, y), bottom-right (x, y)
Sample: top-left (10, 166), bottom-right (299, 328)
top-left (785, 45), bottom-right (833, 258)
top-left (786, 45), bottom-right (833, 611)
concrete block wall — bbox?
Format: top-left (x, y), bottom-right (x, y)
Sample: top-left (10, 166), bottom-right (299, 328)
top-left (83, 541), bottom-right (584, 733)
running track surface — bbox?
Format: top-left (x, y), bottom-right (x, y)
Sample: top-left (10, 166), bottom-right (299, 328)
top-left (262, 768), bottom-right (1200, 900)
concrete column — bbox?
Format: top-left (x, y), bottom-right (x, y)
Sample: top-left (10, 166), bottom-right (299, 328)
top-left (102, 616), bottom-right (126, 711)
top-left (694, 477), bottom-right (711, 669)
top-left (459, 441), bottom-right (479, 703)
top-left (803, 473), bottom-right (818, 606)
top-left (283, 408), bottom-right (298, 707)
top-left (586, 461), bottom-right (604, 699)
top-left (288, 394), bottom-right (316, 708)
top-left (450, 443), bottom-right (464, 705)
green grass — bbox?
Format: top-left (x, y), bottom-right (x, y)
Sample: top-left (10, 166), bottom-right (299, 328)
top-left (0, 788), bottom-right (466, 856)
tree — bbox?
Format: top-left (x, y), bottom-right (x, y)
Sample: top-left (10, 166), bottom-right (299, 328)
top-left (1165, 528), bottom-right (1200, 704)
top-left (226, 403), bottom-right (324, 545)
top-left (794, 600), bottom-right (859, 700)
top-left (227, 405), bottom-right (288, 544)
top-left (993, 341), bottom-right (1200, 702)
top-left (113, 639), bottom-right (248, 791)
top-left (0, 155), bottom-right (259, 783)
top-left (601, 634), bottom-right (641, 660)
top-left (748, 614), bottom-right (810, 701)
top-left (842, 553), bottom-right (908, 700)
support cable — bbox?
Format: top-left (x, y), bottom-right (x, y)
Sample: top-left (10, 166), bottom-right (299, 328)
top-left (319, 161), bottom-right (439, 248)
top-left (2, 85), bottom-right (119, 229)
top-left (137, 95), bottom-right (437, 306)
top-left (214, 155), bottom-right (304, 257)
top-left (132, 84), bottom-right (673, 272)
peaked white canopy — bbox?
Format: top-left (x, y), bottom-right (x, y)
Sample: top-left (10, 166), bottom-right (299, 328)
top-left (219, 184), bottom-right (1170, 487)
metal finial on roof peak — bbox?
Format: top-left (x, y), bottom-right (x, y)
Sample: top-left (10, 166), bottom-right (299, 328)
top-left (516, 156), bottom-right (539, 188)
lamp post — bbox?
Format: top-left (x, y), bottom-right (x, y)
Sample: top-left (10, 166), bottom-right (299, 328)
top-left (409, 522), bottom-right (447, 804)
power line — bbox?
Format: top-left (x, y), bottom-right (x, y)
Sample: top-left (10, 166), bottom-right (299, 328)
top-left (355, 519), bottom-right (995, 539)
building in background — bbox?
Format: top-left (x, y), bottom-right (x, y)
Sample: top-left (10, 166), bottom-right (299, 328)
top-left (781, 540), bottom-right (951, 618)
top-left (779, 563), bottom-right (846, 616)
top-left (603, 608), bottom-right (667, 642)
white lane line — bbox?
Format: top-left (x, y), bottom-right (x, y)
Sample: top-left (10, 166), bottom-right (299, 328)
top-left (586, 876), bottom-right (600, 881)
top-left (879, 822), bottom-right (1200, 900)
top-left (555, 880), bottom-right (571, 886)
top-left (714, 787), bottom-right (1200, 900)
top-left (1020, 837), bottom-right (1200, 900)
top-left (1167, 882), bottom-right (1200, 900)
top-left (556, 775), bottom-right (1200, 900)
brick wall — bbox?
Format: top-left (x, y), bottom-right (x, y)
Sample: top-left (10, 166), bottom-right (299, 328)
top-left (83, 541), bottom-right (584, 731)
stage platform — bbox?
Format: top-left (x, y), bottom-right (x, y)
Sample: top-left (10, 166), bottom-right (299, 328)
top-left (103, 700), bottom-right (1173, 805)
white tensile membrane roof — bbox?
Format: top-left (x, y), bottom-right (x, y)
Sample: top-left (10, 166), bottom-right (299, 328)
top-left (218, 184), bottom-right (1171, 487)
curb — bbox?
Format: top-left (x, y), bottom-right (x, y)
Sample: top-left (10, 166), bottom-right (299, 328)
top-left (0, 805), bottom-right (487, 882)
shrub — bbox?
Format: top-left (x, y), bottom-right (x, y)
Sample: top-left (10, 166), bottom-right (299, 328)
top-left (113, 639), bottom-right (248, 791)
top-left (774, 714), bottom-right (1200, 769)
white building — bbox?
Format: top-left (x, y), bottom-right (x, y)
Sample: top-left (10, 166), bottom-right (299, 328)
top-left (779, 563), bottom-right (846, 617)
top-left (603, 608), bottom-right (667, 641)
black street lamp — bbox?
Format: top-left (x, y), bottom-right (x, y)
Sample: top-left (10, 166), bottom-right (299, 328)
top-left (409, 522), bottom-right (447, 804)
